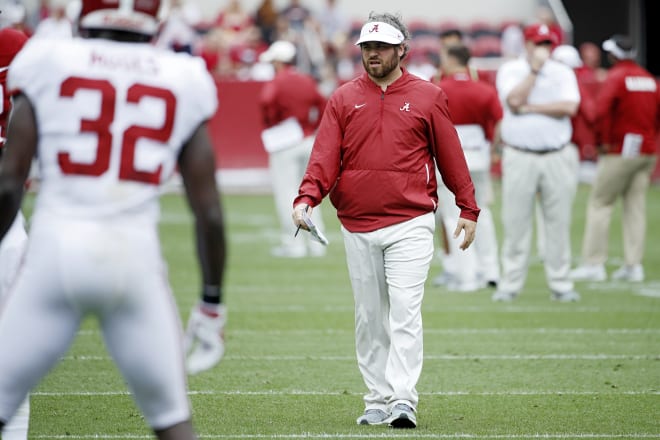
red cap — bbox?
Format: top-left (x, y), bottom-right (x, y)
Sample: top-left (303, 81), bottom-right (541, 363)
top-left (523, 23), bottom-right (559, 46)
top-left (0, 28), bottom-right (28, 68)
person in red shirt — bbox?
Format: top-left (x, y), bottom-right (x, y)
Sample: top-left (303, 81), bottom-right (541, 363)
top-left (292, 12), bottom-right (478, 428)
top-left (434, 44), bottom-right (503, 291)
top-left (259, 40), bottom-right (328, 258)
top-left (0, 27), bottom-right (30, 440)
top-left (552, 44), bottom-right (598, 162)
top-left (570, 35), bottom-right (660, 283)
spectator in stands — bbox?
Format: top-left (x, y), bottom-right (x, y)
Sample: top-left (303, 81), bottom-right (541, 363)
top-left (433, 44), bottom-right (502, 291)
top-left (258, 40), bottom-right (327, 258)
top-left (25, 0), bottom-right (50, 30)
top-left (570, 35), bottom-right (660, 283)
top-left (280, 0), bottom-right (311, 32)
top-left (31, 0), bottom-right (73, 39)
top-left (155, 0), bottom-right (203, 53)
top-left (278, 0), bottom-right (325, 79)
top-left (493, 23), bottom-right (581, 302)
top-left (315, 0), bottom-right (350, 68)
top-left (214, 0), bottom-right (254, 36)
top-left (254, 0), bottom-right (279, 45)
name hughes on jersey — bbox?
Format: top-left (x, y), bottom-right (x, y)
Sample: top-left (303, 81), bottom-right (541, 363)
top-left (90, 50), bottom-right (159, 75)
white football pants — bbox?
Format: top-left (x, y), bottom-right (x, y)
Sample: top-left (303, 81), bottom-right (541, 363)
top-left (341, 212), bottom-right (435, 411)
top-left (0, 213), bottom-right (29, 440)
top-left (0, 213), bottom-right (191, 431)
top-left (499, 145), bottom-right (579, 294)
top-left (269, 135), bottom-right (325, 255)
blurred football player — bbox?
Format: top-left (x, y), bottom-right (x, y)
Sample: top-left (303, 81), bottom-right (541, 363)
top-left (0, 26), bottom-right (30, 440)
top-left (0, 0), bottom-right (227, 438)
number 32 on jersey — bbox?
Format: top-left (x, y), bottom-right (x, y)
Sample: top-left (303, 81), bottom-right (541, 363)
top-left (59, 76), bottom-right (175, 185)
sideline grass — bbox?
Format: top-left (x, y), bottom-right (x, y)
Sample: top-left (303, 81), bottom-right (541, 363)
top-left (22, 182), bottom-right (660, 439)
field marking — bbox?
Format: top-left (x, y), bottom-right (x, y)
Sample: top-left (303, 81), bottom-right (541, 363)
top-left (190, 303), bottom-right (655, 313)
top-left (29, 433), bottom-right (660, 439)
top-left (62, 354), bottom-right (659, 361)
top-left (31, 390), bottom-right (660, 397)
top-left (75, 328), bottom-right (660, 336)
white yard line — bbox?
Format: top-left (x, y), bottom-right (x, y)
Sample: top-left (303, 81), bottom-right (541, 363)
top-left (31, 390), bottom-right (659, 397)
top-left (75, 328), bottom-right (660, 336)
top-left (62, 354), bottom-right (659, 361)
top-left (30, 432), bottom-right (660, 439)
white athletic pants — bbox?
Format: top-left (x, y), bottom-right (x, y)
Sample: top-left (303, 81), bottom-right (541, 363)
top-left (437, 169), bottom-right (500, 285)
top-left (0, 213), bottom-right (29, 439)
top-left (269, 135), bottom-right (325, 254)
top-left (341, 212), bottom-right (435, 411)
top-left (0, 214), bottom-right (191, 431)
top-left (499, 145), bottom-right (579, 294)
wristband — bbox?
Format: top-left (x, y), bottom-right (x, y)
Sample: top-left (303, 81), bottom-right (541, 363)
top-left (202, 284), bottom-right (222, 305)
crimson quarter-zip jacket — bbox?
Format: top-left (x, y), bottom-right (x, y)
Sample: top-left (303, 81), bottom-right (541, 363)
top-left (295, 68), bottom-right (479, 233)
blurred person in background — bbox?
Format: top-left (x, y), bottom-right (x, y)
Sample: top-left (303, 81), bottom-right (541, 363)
top-left (254, 0), bottom-right (279, 46)
top-left (434, 28), bottom-right (476, 81)
top-left (31, 0), bottom-right (73, 39)
top-left (315, 0), bottom-right (349, 69)
top-left (433, 44), bottom-right (502, 291)
top-left (577, 41), bottom-right (608, 84)
top-left (493, 23), bottom-right (580, 303)
top-left (292, 12), bottom-right (478, 428)
top-left (154, 0), bottom-right (203, 54)
top-left (0, 0), bottom-right (228, 437)
top-left (0, 25), bottom-right (30, 440)
top-left (570, 35), bottom-right (660, 283)
top-left (0, 2), bottom-right (33, 37)
top-left (552, 44), bottom-right (598, 165)
top-left (259, 40), bottom-right (327, 258)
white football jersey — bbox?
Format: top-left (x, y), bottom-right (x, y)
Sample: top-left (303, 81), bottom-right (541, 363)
top-left (8, 37), bottom-right (218, 221)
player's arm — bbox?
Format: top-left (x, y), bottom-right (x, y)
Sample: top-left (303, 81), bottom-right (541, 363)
top-left (178, 121), bottom-right (228, 375)
top-left (0, 94), bottom-right (36, 241)
top-left (177, 121), bottom-right (226, 293)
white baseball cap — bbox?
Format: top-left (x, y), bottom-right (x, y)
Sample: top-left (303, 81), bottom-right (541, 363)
top-left (259, 40), bottom-right (297, 63)
top-left (354, 21), bottom-right (405, 46)
top-left (602, 36), bottom-right (635, 60)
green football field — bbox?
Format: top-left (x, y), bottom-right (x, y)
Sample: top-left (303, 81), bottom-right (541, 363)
top-left (20, 181), bottom-right (660, 439)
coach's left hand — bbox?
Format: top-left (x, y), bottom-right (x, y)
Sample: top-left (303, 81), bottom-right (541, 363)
top-left (454, 218), bottom-right (477, 250)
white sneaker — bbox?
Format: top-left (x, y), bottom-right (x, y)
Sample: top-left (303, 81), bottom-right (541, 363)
top-left (492, 290), bottom-right (517, 302)
top-left (356, 409), bottom-right (390, 425)
top-left (445, 279), bottom-right (485, 292)
top-left (611, 265), bottom-right (644, 282)
top-left (431, 271), bottom-right (455, 287)
top-left (551, 289), bottom-right (581, 302)
top-left (570, 264), bottom-right (607, 282)
top-left (388, 403), bottom-right (417, 429)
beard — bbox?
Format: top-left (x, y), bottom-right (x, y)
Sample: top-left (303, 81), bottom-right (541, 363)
top-left (362, 53), bottom-right (399, 79)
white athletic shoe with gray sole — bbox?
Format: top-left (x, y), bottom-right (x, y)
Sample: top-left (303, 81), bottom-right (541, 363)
top-left (356, 409), bottom-right (390, 425)
top-left (389, 403), bottom-right (417, 428)
top-left (611, 264), bottom-right (644, 282)
top-left (570, 264), bottom-right (607, 282)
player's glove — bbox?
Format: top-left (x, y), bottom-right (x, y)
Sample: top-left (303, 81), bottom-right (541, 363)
top-left (184, 302), bottom-right (226, 375)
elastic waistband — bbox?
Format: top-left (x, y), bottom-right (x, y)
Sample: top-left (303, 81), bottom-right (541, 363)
top-left (506, 144), bottom-right (566, 155)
